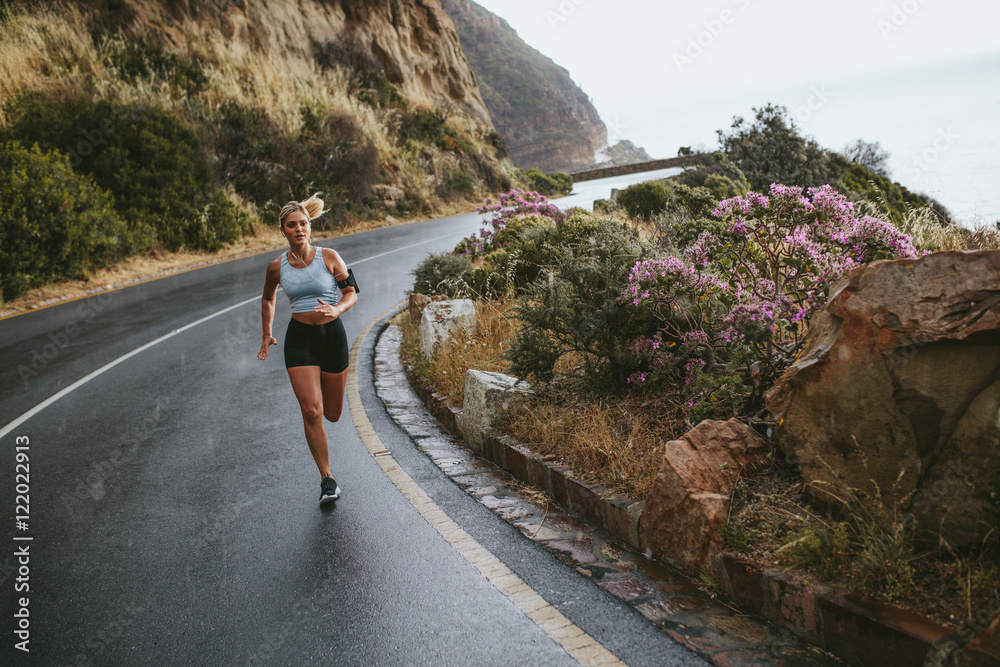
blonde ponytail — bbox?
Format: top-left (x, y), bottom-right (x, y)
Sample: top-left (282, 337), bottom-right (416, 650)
top-left (278, 193), bottom-right (327, 226)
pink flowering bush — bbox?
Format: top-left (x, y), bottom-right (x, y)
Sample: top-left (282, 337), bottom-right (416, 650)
top-left (460, 189), bottom-right (563, 255)
top-left (625, 183), bottom-right (917, 418)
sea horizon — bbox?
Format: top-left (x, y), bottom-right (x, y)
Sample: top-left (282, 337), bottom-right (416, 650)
top-left (613, 51), bottom-right (1000, 226)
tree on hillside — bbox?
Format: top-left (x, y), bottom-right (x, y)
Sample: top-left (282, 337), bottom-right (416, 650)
top-left (717, 104), bottom-right (837, 191)
top-left (842, 139), bottom-right (891, 177)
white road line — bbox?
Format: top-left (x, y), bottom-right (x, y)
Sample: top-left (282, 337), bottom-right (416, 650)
top-left (346, 308), bottom-right (624, 667)
top-left (1, 230), bottom-right (469, 439)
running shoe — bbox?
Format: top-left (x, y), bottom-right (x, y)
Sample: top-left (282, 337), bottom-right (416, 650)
top-left (320, 476), bottom-right (341, 505)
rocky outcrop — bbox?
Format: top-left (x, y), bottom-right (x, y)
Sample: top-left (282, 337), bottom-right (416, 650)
top-left (441, 0), bottom-right (607, 172)
top-left (640, 419), bottom-right (769, 576)
top-left (136, 0), bottom-right (491, 124)
top-left (419, 299), bottom-right (476, 357)
top-left (594, 140), bottom-right (654, 168)
top-left (767, 251), bottom-right (1000, 548)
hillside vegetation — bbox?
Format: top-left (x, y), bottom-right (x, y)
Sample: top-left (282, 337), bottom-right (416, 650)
top-left (0, 0), bottom-right (512, 301)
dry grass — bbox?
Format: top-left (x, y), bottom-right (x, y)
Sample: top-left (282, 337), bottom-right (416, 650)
top-left (398, 298), bottom-right (679, 499)
top-left (726, 467), bottom-right (1000, 629)
top-left (398, 299), bottom-right (516, 405)
top-left (0, 3), bottom-right (391, 147)
top-left (859, 196), bottom-right (1000, 252)
top-left (502, 394), bottom-right (679, 499)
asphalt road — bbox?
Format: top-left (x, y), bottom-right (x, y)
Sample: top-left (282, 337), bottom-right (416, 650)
top-left (0, 185), bottom-right (702, 665)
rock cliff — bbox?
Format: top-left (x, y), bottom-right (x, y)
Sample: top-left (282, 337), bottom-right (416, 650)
top-left (108, 0), bottom-right (492, 124)
top-left (441, 0), bottom-right (608, 173)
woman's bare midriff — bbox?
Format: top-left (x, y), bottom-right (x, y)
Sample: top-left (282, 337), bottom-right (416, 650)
top-left (290, 312), bottom-right (337, 326)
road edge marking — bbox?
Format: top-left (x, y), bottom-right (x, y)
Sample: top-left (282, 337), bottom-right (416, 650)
top-left (347, 306), bottom-right (625, 667)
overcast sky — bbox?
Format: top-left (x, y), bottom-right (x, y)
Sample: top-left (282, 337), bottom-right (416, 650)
top-left (473, 0), bottom-right (1000, 128)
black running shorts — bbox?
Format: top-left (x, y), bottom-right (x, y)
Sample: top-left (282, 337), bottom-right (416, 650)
top-left (283, 317), bottom-right (349, 374)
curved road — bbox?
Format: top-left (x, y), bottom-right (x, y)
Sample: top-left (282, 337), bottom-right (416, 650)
top-left (1, 176), bottom-right (700, 665)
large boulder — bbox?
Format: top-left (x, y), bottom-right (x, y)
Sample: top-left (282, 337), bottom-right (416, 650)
top-left (640, 419), bottom-right (769, 576)
top-left (457, 370), bottom-right (533, 451)
top-left (419, 299), bottom-right (476, 358)
top-left (767, 251), bottom-right (1000, 548)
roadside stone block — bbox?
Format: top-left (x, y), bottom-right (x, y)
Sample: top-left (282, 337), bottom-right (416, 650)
top-left (605, 497), bottom-right (640, 549)
top-left (818, 590), bottom-right (950, 667)
top-left (531, 457), bottom-right (552, 496)
top-left (566, 476), bottom-right (604, 526)
top-left (457, 370), bottom-right (532, 451)
top-left (717, 556), bottom-right (768, 617)
top-left (551, 467), bottom-right (570, 506)
top-left (505, 442), bottom-right (533, 484)
top-left (768, 572), bottom-right (820, 645)
top-left (419, 299), bottom-right (476, 357)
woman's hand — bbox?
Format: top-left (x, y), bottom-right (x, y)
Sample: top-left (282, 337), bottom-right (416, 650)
top-left (258, 335), bottom-right (277, 360)
top-left (313, 298), bottom-right (341, 320)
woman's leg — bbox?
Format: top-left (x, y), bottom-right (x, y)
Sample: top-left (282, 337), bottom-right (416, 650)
top-left (321, 370), bottom-right (348, 422)
top-left (287, 365), bottom-right (331, 478)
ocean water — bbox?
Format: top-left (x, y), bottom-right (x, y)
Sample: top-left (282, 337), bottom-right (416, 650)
top-left (622, 53), bottom-right (1000, 225)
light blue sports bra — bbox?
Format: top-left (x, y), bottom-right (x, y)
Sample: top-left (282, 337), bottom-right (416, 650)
top-left (279, 249), bottom-right (341, 313)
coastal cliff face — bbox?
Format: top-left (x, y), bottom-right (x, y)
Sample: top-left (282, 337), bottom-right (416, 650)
top-left (112, 0), bottom-right (491, 124)
top-left (441, 0), bottom-right (608, 173)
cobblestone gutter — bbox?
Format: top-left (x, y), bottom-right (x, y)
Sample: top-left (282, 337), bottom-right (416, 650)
top-left (375, 322), bottom-right (844, 666)
top-left (377, 319), bottom-right (1000, 666)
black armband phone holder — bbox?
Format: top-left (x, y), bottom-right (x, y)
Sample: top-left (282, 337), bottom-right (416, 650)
top-left (337, 267), bottom-right (360, 294)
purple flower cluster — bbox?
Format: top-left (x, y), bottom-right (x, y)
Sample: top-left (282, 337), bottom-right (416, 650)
top-left (466, 189), bottom-right (562, 255)
top-left (623, 183), bottom-right (918, 411)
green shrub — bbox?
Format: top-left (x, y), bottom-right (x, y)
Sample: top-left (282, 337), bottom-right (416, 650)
top-left (505, 219), bottom-right (656, 393)
top-left (444, 171), bottom-right (477, 198)
top-left (675, 152), bottom-right (749, 200)
top-left (107, 34), bottom-right (207, 95)
top-left (669, 184), bottom-right (718, 219)
top-left (519, 168), bottom-right (573, 196)
top-left (3, 96), bottom-right (250, 251)
top-left (486, 212), bottom-right (611, 292)
top-left (616, 180), bottom-right (671, 219)
top-left (702, 174), bottom-right (745, 200)
top-left (0, 141), bottom-right (134, 300)
top-left (205, 102), bottom-right (379, 222)
top-left (463, 264), bottom-right (505, 298)
top-left (397, 108), bottom-right (470, 153)
top-left (492, 214), bottom-right (557, 251)
top-left (412, 252), bottom-right (474, 296)
top-left (315, 33), bottom-right (384, 88)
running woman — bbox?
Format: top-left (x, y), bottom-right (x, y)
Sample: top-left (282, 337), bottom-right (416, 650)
top-left (257, 194), bottom-right (359, 506)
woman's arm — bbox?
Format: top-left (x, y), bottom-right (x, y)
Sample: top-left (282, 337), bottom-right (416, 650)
top-left (258, 259), bottom-right (281, 360)
top-left (315, 248), bottom-right (358, 318)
